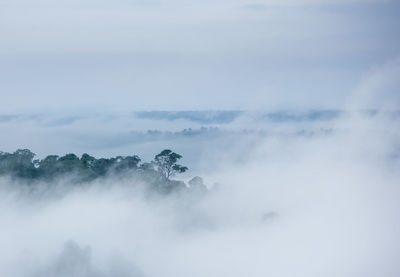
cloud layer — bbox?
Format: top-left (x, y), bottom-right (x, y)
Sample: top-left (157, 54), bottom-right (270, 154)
top-left (1, 0), bottom-right (399, 112)
top-left (0, 111), bottom-right (399, 277)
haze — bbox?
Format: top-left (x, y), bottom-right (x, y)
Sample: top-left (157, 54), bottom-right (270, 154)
top-left (0, 0), bottom-right (399, 276)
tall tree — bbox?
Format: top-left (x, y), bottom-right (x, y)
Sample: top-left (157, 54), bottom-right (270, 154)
top-left (153, 149), bottom-right (188, 180)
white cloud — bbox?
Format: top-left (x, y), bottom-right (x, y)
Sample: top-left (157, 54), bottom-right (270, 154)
top-left (346, 57), bottom-right (400, 110)
top-left (0, 112), bottom-right (399, 277)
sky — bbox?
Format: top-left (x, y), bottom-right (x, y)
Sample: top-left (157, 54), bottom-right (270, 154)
top-left (1, 2), bottom-right (400, 276)
top-left (1, 0), bottom-right (399, 112)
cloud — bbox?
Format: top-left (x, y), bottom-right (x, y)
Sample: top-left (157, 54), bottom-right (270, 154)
top-left (1, 0), bottom-right (399, 112)
top-left (346, 57), bottom-right (400, 111)
top-left (0, 111), bottom-right (399, 277)
top-left (33, 241), bottom-right (140, 277)
top-left (0, 0), bottom-right (398, 275)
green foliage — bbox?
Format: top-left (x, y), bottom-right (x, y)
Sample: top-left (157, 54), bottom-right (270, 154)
top-left (0, 149), bottom-right (37, 178)
top-left (0, 149), bottom-right (193, 193)
top-left (153, 149), bottom-right (188, 180)
top-left (112, 155), bottom-right (141, 172)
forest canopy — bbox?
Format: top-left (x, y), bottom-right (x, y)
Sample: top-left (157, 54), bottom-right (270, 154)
top-left (0, 149), bottom-right (203, 193)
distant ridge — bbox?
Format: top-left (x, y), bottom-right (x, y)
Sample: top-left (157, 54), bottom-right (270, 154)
top-left (135, 110), bottom-right (345, 124)
top-left (0, 110), bottom-right (398, 127)
top-left (134, 110), bottom-right (244, 124)
top-left (135, 110), bottom-right (400, 124)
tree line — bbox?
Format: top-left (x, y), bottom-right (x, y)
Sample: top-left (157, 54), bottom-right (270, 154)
top-left (0, 149), bottom-right (205, 193)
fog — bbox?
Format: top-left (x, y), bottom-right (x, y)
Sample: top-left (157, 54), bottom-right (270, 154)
top-left (1, 0), bottom-right (399, 274)
top-left (0, 110), bottom-right (399, 277)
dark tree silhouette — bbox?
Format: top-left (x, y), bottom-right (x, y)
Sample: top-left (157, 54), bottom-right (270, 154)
top-left (0, 149), bottom-right (196, 193)
top-left (153, 149), bottom-right (188, 180)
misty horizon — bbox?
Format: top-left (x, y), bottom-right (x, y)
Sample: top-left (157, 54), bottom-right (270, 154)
top-left (1, 0), bottom-right (400, 276)
top-left (1, 111), bottom-right (399, 277)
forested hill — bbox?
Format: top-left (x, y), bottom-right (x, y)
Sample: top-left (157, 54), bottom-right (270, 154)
top-left (0, 149), bottom-right (206, 193)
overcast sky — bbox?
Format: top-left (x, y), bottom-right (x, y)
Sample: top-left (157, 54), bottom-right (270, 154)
top-left (0, 0), bottom-right (399, 113)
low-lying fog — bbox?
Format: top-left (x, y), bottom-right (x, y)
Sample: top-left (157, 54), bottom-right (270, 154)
top-left (0, 111), bottom-right (399, 277)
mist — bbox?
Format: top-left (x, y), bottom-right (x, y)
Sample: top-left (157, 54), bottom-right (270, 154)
top-left (1, 0), bottom-right (399, 275)
top-left (1, 111), bottom-right (399, 277)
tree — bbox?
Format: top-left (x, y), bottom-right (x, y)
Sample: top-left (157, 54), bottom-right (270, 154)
top-left (0, 149), bottom-right (37, 178)
top-left (188, 176), bottom-right (205, 187)
top-left (153, 149), bottom-right (188, 180)
top-left (81, 153), bottom-right (96, 168)
top-left (188, 176), bottom-right (207, 192)
top-left (57, 153), bottom-right (82, 174)
top-left (38, 155), bottom-right (60, 179)
top-left (0, 148), bottom-right (194, 192)
top-left (113, 155), bottom-right (141, 172)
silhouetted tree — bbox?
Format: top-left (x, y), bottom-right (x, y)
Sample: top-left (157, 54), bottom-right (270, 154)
top-left (0, 149), bottom-right (197, 193)
top-left (153, 149), bottom-right (188, 180)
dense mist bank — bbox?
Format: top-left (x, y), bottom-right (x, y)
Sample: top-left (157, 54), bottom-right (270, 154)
top-left (0, 113), bottom-right (399, 277)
